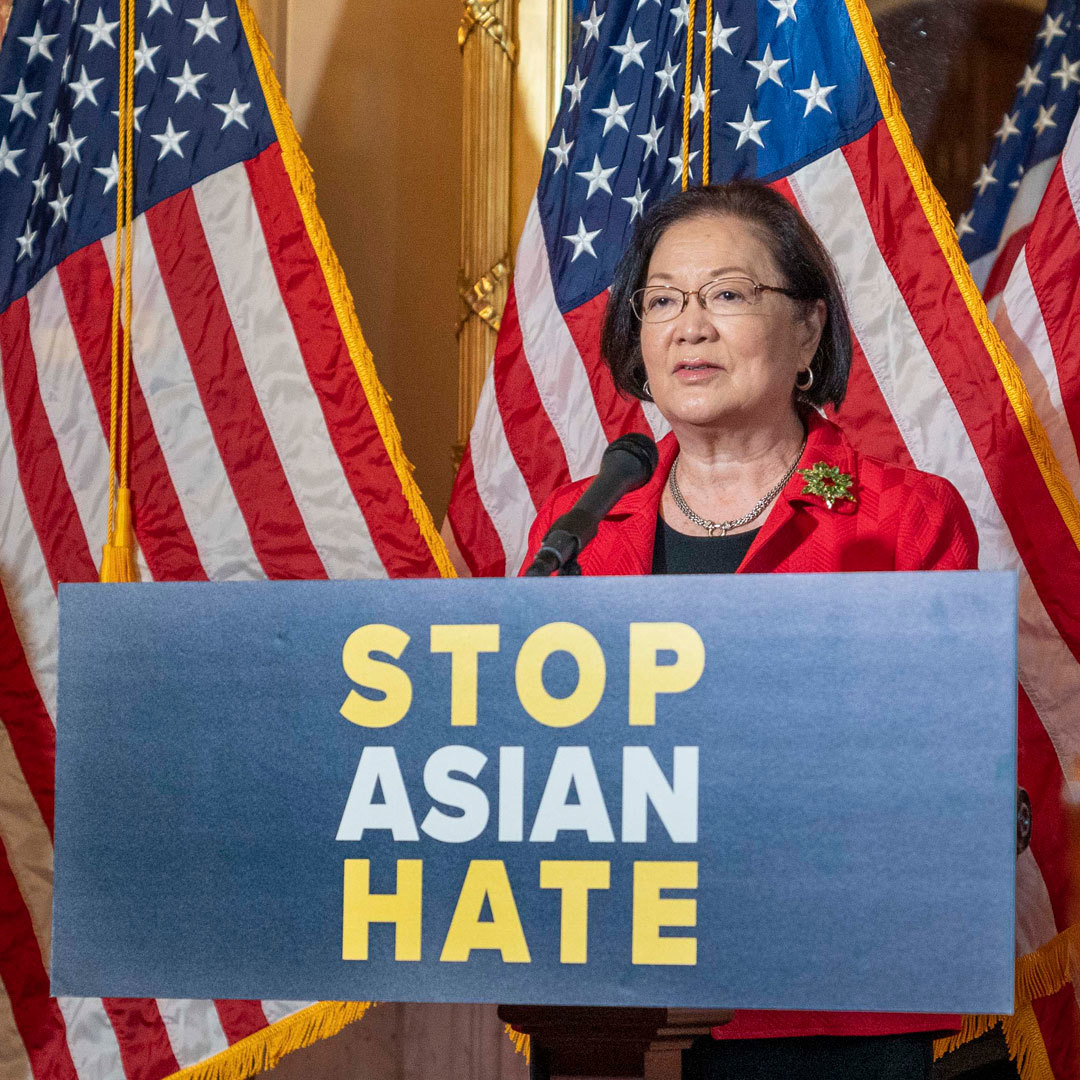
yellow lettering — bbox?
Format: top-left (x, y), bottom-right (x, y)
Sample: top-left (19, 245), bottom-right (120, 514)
top-left (539, 860), bottom-right (610, 964)
top-left (628, 623), bottom-right (705, 726)
top-left (515, 622), bottom-right (606, 728)
top-left (430, 624), bottom-right (500, 726)
top-left (632, 861), bottom-right (697, 965)
top-left (342, 859), bottom-right (422, 961)
top-left (340, 624), bottom-right (412, 728)
top-left (440, 860), bottom-right (531, 963)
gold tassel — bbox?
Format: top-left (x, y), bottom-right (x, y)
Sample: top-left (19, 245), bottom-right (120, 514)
top-left (99, 488), bottom-right (139, 582)
top-left (503, 1023), bottom-right (530, 1063)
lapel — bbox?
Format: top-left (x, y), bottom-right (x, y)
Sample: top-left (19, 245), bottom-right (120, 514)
top-left (584, 410), bottom-right (859, 575)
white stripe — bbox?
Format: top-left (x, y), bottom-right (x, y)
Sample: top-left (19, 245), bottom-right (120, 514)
top-left (0, 394), bottom-right (57, 720)
top-left (969, 155), bottom-right (1058, 294)
top-left (0, 726), bottom-right (53, 966)
top-left (469, 372), bottom-right (536, 576)
top-left (0, 985), bottom-right (32, 1080)
top-left (157, 1000), bottom-right (230, 1069)
top-left (1015, 848), bottom-right (1060, 957)
top-left (260, 1001), bottom-right (314, 1025)
top-left (102, 224), bottom-right (260, 581)
top-left (55, 997), bottom-right (127, 1080)
top-left (790, 150), bottom-right (1080, 773)
top-left (191, 165), bottom-right (387, 581)
top-left (997, 253), bottom-right (1080, 497)
top-left (515, 199), bottom-right (608, 482)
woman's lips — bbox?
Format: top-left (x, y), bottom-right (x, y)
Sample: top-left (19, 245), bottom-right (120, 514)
top-left (673, 360), bottom-right (722, 381)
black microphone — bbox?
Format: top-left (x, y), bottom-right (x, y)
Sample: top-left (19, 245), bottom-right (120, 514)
top-left (524, 432), bottom-right (659, 576)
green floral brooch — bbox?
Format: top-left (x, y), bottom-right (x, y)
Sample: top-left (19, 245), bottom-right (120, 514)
top-left (796, 461), bottom-right (856, 509)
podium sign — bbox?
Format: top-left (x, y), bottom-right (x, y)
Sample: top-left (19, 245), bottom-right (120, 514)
top-left (53, 573), bottom-right (1016, 1012)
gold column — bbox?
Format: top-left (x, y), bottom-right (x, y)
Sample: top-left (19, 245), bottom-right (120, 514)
top-left (456, 0), bottom-right (517, 464)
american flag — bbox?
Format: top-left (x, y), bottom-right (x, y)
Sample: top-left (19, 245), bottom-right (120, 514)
top-left (0, 0), bottom-right (449, 1077)
top-left (958, 0), bottom-right (1080, 314)
top-left (446, 0), bottom-right (1080, 1073)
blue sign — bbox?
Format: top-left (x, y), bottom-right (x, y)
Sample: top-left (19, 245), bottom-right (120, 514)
top-left (53, 573), bottom-right (1016, 1012)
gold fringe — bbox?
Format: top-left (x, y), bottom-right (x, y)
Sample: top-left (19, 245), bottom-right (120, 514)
top-left (933, 924), bottom-right (1079, 1079)
top-left (842, 0), bottom-right (1080, 554)
top-left (234, 0), bottom-right (456, 580)
top-left (503, 1022), bottom-right (531, 1063)
top-left (162, 1002), bottom-right (374, 1080)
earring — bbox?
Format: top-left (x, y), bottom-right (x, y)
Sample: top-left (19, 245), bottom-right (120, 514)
top-left (795, 368), bottom-right (814, 392)
top-left (643, 378), bottom-right (651, 399)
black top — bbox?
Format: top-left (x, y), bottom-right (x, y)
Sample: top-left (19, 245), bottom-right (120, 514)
top-left (651, 515), bottom-right (760, 575)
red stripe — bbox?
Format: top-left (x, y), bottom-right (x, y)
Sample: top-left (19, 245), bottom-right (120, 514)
top-left (0, 587), bottom-right (55, 835)
top-left (982, 222), bottom-right (1032, 303)
top-left (0, 296), bottom-right (97, 589)
top-left (213, 1000), bottom-right (268, 1045)
top-left (1031, 984), bottom-right (1080, 1080)
top-left (1019, 163), bottom-right (1080, 451)
top-left (842, 123), bottom-right (1080, 664)
top-left (0, 842), bottom-right (79, 1080)
top-left (446, 443), bottom-right (506, 578)
top-left (493, 285), bottom-right (568, 507)
top-left (57, 245), bottom-right (208, 582)
top-left (145, 188), bottom-right (326, 581)
top-left (243, 143), bottom-right (439, 579)
top-left (101, 999), bottom-right (179, 1080)
top-left (561, 291), bottom-right (652, 442)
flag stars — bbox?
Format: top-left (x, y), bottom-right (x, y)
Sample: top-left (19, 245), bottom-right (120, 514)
top-left (32, 162), bottom-right (49, 203)
top-left (671, 0), bottom-right (691, 34)
top-left (689, 77), bottom-right (707, 118)
top-left (563, 217), bottom-right (601, 262)
top-left (622, 179), bottom-right (649, 221)
top-left (112, 103), bottom-right (147, 131)
top-left (564, 66), bottom-right (586, 110)
top-left (1034, 103), bottom-right (1057, 136)
top-left (214, 89), bottom-right (252, 129)
top-left (768, 0), bottom-right (798, 25)
top-left (592, 90), bottom-right (633, 135)
top-left (699, 13), bottom-right (738, 55)
top-left (668, 139), bottom-right (699, 184)
top-left (81, 8), bottom-right (120, 50)
top-left (148, 0), bottom-right (173, 14)
top-left (168, 60), bottom-right (208, 102)
top-left (994, 110), bottom-right (1020, 144)
top-left (49, 187), bottom-right (71, 224)
top-left (58, 127), bottom-right (87, 166)
top-left (654, 52), bottom-right (681, 97)
top-left (1016, 63), bottom-right (1043, 96)
top-left (747, 44), bottom-right (788, 90)
top-left (187, 2), bottom-right (227, 44)
top-left (637, 115), bottom-right (663, 158)
top-left (48, 109), bottom-right (63, 141)
top-left (1050, 53), bottom-right (1080, 90)
top-left (1, 78), bottom-right (43, 121)
top-left (134, 33), bottom-right (161, 74)
top-left (576, 153), bottom-right (617, 197)
top-left (955, 210), bottom-right (975, 239)
top-left (547, 130), bottom-right (573, 172)
top-left (972, 162), bottom-right (997, 196)
top-left (152, 117), bottom-right (190, 159)
top-left (16, 222), bottom-right (37, 262)
top-left (95, 151), bottom-right (120, 193)
top-left (611, 26), bottom-right (650, 72)
top-left (18, 21), bottom-right (59, 64)
top-left (0, 137), bottom-right (24, 177)
top-left (794, 72), bottom-right (836, 116)
top-left (727, 104), bottom-right (770, 149)
top-left (68, 65), bottom-right (105, 109)
top-left (1009, 165), bottom-right (1025, 191)
top-left (1036, 12), bottom-right (1066, 47)
top-left (580, 2), bottom-right (604, 46)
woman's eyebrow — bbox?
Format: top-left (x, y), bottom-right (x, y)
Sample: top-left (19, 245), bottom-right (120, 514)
top-left (646, 266), bottom-right (748, 283)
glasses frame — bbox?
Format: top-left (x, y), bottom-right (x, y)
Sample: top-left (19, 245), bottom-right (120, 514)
top-left (630, 276), bottom-right (799, 323)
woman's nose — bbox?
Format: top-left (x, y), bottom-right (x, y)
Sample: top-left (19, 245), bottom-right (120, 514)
top-left (672, 298), bottom-right (718, 343)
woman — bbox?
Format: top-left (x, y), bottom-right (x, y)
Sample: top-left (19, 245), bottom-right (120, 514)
top-left (521, 182), bottom-right (976, 1078)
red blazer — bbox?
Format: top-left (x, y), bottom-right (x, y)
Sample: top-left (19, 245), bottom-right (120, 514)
top-left (521, 409), bottom-right (977, 1040)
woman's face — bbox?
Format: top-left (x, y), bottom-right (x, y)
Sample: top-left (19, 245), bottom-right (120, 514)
top-left (639, 213), bottom-right (825, 433)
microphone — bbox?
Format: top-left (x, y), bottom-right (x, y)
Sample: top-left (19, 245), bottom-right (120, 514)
top-left (524, 432), bottom-right (659, 576)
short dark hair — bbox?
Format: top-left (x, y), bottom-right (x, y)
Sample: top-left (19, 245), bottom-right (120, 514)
top-left (600, 181), bottom-right (852, 409)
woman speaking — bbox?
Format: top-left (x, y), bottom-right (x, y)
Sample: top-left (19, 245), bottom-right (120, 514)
top-left (521, 182), bottom-right (976, 1078)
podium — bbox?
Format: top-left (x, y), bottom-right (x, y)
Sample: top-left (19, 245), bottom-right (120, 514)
top-left (497, 1006), bottom-right (733, 1080)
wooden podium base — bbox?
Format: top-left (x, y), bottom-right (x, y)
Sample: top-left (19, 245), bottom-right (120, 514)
top-left (497, 1006), bottom-right (734, 1080)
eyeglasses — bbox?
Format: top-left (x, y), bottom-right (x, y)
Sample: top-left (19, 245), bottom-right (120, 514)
top-left (630, 275), bottom-right (798, 324)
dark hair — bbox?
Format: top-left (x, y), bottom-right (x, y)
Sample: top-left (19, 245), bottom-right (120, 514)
top-left (600, 181), bottom-right (852, 409)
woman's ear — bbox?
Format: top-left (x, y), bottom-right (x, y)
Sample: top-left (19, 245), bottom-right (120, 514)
top-left (799, 298), bottom-right (827, 361)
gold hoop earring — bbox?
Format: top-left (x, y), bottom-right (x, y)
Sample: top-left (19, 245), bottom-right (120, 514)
top-left (795, 368), bottom-right (814, 392)
top-left (643, 378), bottom-right (651, 399)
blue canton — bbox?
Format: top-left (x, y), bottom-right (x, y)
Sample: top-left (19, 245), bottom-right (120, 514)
top-left (0, 0), bottom-right (277, 313)
top-left (958, 0), bottom-right (1080, 263)
top-left (538, 0), bottom-right (881, 313)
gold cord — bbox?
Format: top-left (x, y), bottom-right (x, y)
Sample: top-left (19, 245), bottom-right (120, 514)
top-left (702, 0), bottom-right (713, 184)
top-left (681, 0), bottom-right (697, 190)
